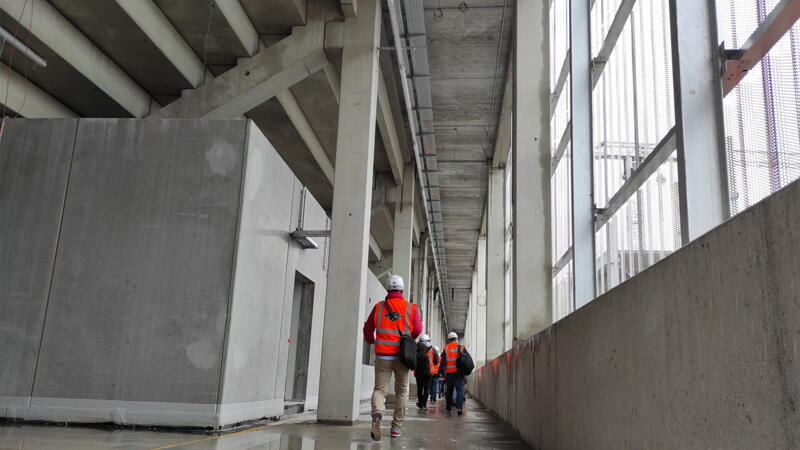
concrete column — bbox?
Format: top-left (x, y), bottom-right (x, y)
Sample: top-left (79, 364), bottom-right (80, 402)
top-left (669, 0), bottom-right (729, 243)
top-left (486, 168), bottom-right (506, 361)
top-left (317, 0), bottom-right (380, 425)
top-left (420, 240), bottom-right (429, 325)
top-left (476, 236), bottom-right (487, 367)
top-left (569, 0), bottom-right (596, 308)
top-left (512, 0), bottom-right (552, 342)
top-left (392, 164), bottom-right (415, 289)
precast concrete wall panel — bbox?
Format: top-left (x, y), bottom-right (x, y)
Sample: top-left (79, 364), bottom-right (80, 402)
top-left (32, 119), bottom-right (248, 404)
top-left (0, 119), bottom-right (338, 427)
top-left (0, 119), bottom-right (78, 398)
top-left (472, 178), bottom-right (800, 449)
top-left (218, 123), bottom-right (297, 420)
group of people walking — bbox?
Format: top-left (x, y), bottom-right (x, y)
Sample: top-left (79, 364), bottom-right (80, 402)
top-left (413, 333), bottom-right (467, 415)
top-left (362, 274), bottom-right (472, 441)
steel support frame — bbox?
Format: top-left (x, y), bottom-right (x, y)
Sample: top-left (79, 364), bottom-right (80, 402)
top-left (594, 128), bottom-right (677, 230)
top-left (669, 0), bottom-right (729, 244)
top-left (569, 0), bottom-right (596, 308)
top-left (722, 0), bottom-right (800, 96)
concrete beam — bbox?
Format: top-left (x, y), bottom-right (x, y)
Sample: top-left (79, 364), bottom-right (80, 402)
top-left (317, 0), bottom-right (380, 423)
top-left (0, 0), bottom-right (155, 117)
top-left (276, 90), bottom-right (336, 183)
top-left (370, 229), bottom-right (384, 261)
top-left (0, 64), bottom-right (77, 117)
top-left (341, 0), bottom-right (357, 18)
top-left (151, 25), bottom-right (327, 119)
top-left (413, 203), bottom-right (423, 246)
top-left (377, 73), bottom-right (405, 184)
top-left (214, 0), bottom-right (260, 56)
top-left (114, 0), bottom-right (207, 88)
top-left (491, 56), bottom-right (513, 169)
top-left (369, 252), bottom-right (392, 278)
top-left (392, 165), bottom-right (416, 286)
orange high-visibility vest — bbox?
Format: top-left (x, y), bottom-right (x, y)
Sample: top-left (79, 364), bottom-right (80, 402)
top-left (373, 297), bottom-right (415, 355)
top-left (444, 341), bottom-right (462, 374)
top-left (429, 349), bottom-right (439, 373)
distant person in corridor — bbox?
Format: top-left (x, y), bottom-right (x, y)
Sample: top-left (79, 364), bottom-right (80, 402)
top-left (362, 275), bottom-right (422, 440)
top-left (413, 334), bottom-right (439, 411)
top-left (439, 332), bottom-right (469, 415)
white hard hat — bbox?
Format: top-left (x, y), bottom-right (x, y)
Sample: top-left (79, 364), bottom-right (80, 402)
top-left (447, 332), bottom-right (458, 340)
top-left (386, 274), bottom-right (404, 291)
top-left (419, 334), bottom-right (430, 342)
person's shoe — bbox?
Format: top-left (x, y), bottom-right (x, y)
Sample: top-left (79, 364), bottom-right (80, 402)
top-left (422, 405), bottom-right (427, 411)
top-left (370, 413), bottom-right (382, 441)
top-left (457, 408), bottom-right (463, 416)
top-left (390, 426), bottom-right (401, 438)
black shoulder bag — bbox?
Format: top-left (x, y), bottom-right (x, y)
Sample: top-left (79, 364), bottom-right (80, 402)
top-left (456, 345), bottom-right (475, 376)
top-left (383, 301), bottom-right (417, 370)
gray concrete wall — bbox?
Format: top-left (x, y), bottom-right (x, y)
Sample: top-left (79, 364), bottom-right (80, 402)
top-left (0, 119), bottom-right (333, 428)
top-left (35, 119), bottom-right (247, 407)
top-left (0, 119), bottom-right (78, 400)
top-left (471, 178), bottom-right (800, 449)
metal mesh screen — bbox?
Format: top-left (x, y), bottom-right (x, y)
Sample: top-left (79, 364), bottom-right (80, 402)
top-left (595, 152), bottom-right (680, 293)
top-left (591, 0), bottom-right (677, 294)
top-left (553, 260), bottom-right (573, 322)
top-left (551, 0), bottom-right (571, 92)
top-left (717, 0), bottom-right (800, 216)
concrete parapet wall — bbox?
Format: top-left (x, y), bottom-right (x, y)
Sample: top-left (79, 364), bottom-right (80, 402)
top-left (472, 178), bottom-right (800, 448)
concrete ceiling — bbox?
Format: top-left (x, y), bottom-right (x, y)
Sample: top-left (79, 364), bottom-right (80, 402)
top-left (0, 0), bottom-right (513, 335)
top-left (422, 0), bottom-right (514, 332)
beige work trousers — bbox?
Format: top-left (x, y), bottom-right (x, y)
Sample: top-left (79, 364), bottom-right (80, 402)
top-left (371, 358), bottom-right (409, 428)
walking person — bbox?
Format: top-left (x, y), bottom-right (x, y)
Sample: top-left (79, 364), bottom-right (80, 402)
top-left (429, 346), bottom-right (441, 401)
top-left (413, 335), bottom-right (438, 410)
top-left (362, 275), bottom-right (422, 440)
top-left (440, 332), bottom-right (470, 415)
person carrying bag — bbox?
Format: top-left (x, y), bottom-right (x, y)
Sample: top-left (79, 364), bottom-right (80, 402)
top-left (362, 275), bottom-right (422, 440)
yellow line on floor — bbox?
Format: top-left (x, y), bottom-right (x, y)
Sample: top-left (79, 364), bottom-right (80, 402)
top-left (149, 423), bottom-right (277, 450)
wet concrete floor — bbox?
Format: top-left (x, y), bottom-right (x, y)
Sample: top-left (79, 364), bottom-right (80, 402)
top-left (0, 398), bottom-right (529, 449)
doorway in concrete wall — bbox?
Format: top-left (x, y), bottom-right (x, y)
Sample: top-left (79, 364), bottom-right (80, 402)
top-left (284, 272), bottom-right (314, 414)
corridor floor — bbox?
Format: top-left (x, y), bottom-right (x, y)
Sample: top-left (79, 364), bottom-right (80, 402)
top-left (0, 398), bottom-right (529, 449)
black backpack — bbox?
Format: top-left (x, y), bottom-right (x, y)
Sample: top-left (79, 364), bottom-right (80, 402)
top-left (415, 348), bottom-right (431, 377)
top-left (456, 345), bottom-right (475, 376)
top-left (383, 301), bottom-right (416, 370)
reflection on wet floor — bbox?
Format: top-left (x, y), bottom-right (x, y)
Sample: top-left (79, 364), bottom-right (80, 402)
top-left (0, 398), bottom-right (529, 449)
